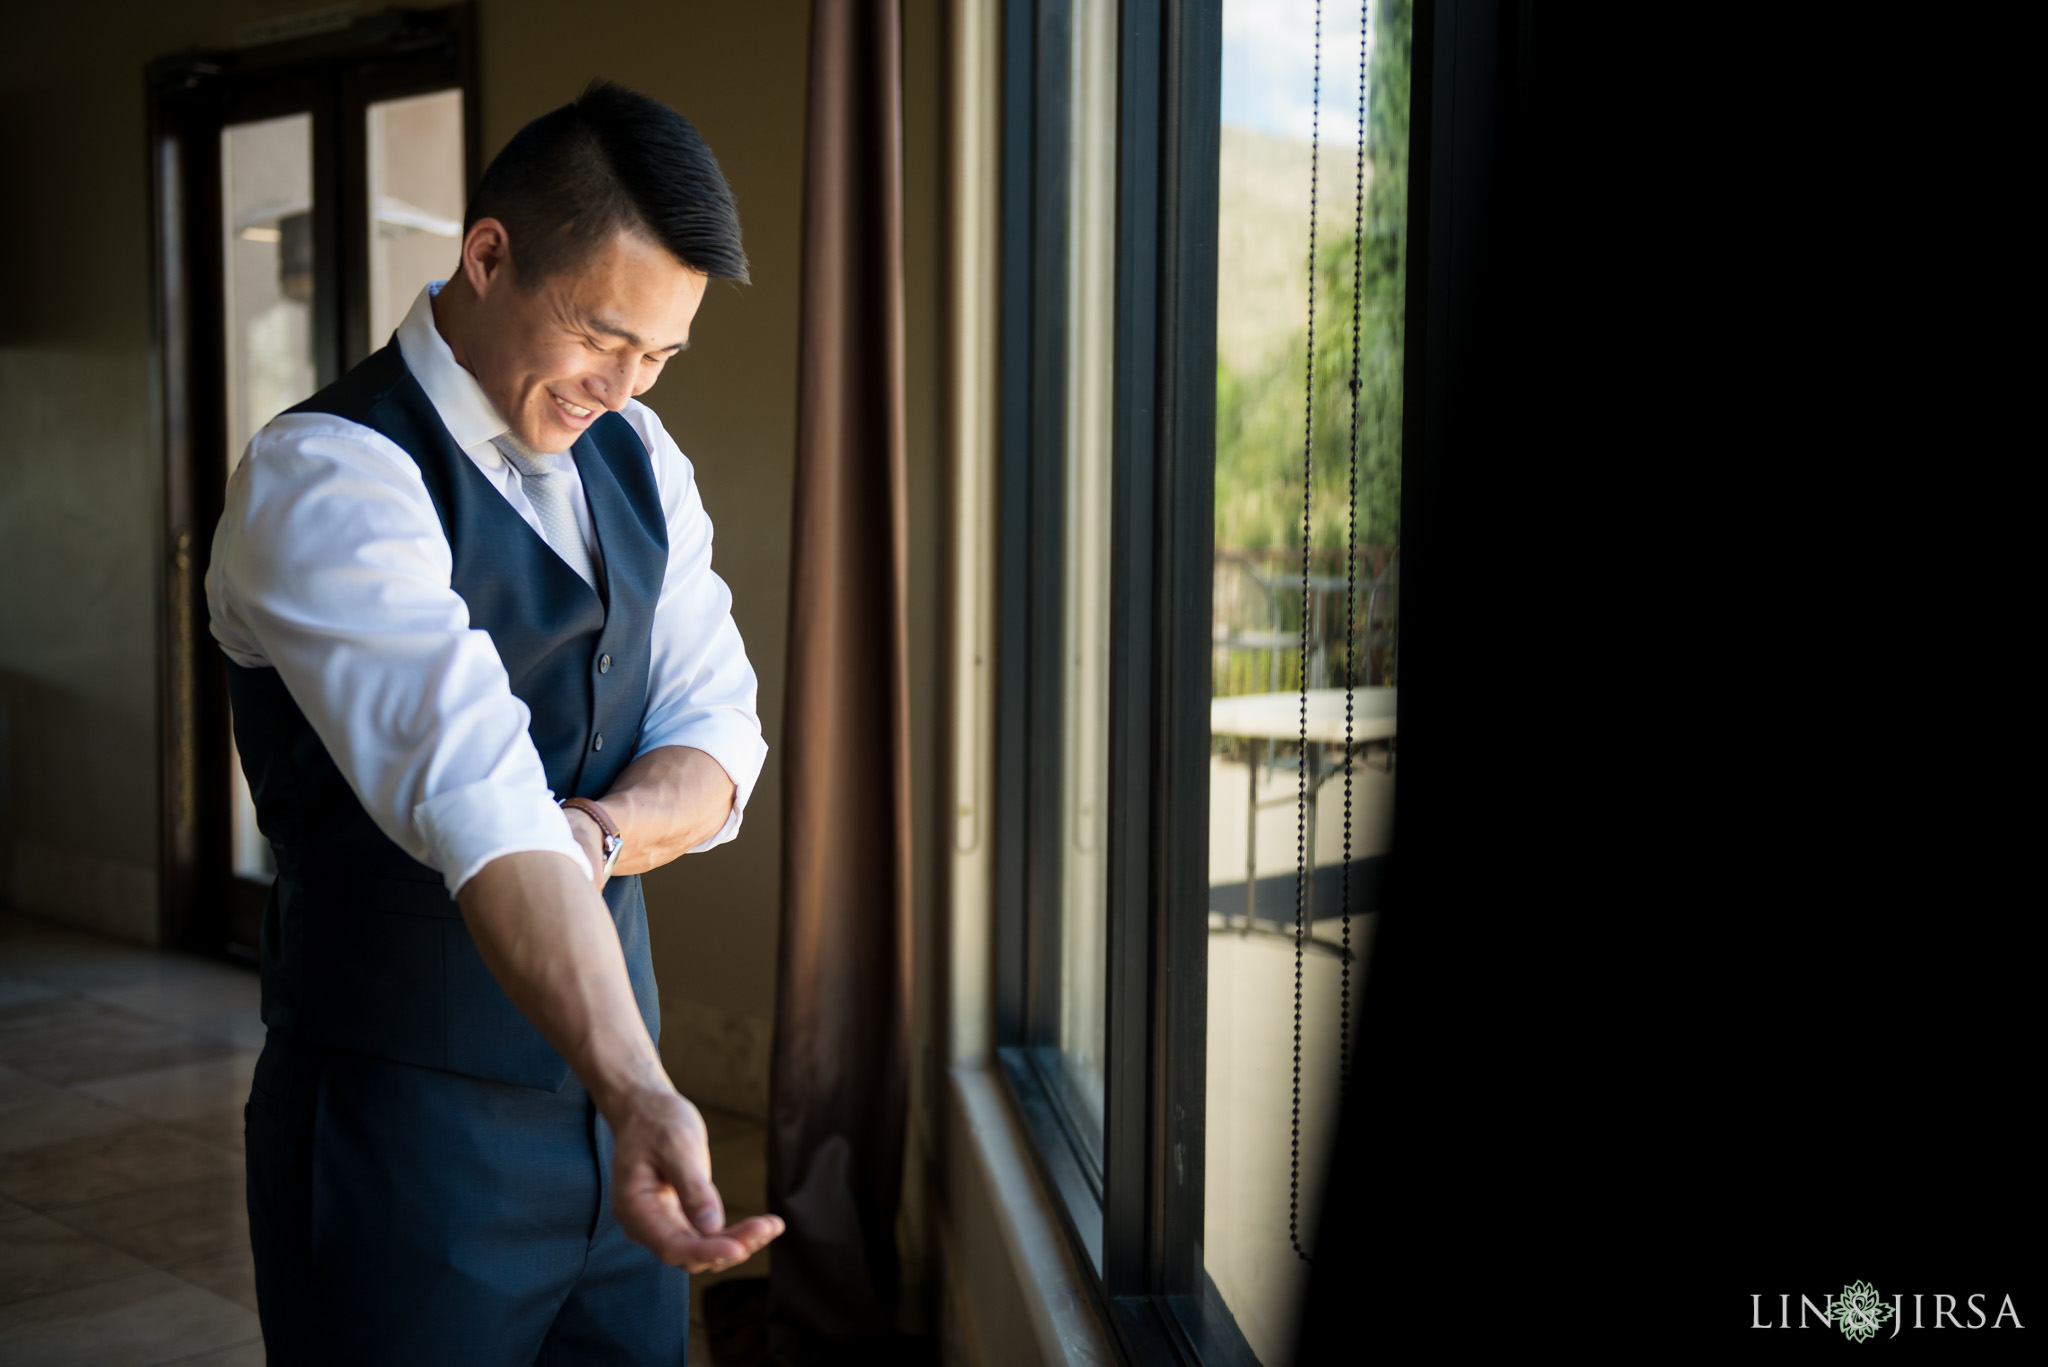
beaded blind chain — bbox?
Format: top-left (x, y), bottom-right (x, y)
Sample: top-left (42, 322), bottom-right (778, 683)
top-left (1290, 0), bottom-right (1322, 1268)
top-left (1292, 0), bottom-right (1370, 1269)
top-left (1341, 0), bottom-right (1369, 1111)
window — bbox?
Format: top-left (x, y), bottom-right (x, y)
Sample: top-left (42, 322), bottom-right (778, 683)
top-left (151, 8), bottom-right (477, 955)
top-left (993, 0), bottom-right (1410, 1360)
top-left (1205, 0), bottom-right (1405, 1357)
top-left (367, 89), bottom-right (468, 348)
top-left (995, 0), bottom-right (1119, 1273)
top-left (220, 111), bottom-right (317, 887)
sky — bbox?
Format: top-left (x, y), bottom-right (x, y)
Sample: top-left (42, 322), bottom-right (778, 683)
top-left (1220, 0), bottom-right (1371, 147)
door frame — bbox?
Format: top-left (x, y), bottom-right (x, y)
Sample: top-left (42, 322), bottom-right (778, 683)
top-left (148, 5), bottom-right (479, 955)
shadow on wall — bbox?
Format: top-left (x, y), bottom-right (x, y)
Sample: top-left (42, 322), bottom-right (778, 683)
top-left (0, 86), bottom-right (95, 351)
top-left (0, 74), bottom-right (165, 948)
top-left (0, 671), bottom-right (160, 945)
top-left (0, 335), bottom-right (162, 950)
top-left (659, 992), bottom-right (773, 1123)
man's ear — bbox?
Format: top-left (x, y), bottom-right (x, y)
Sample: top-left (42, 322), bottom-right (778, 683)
top-left (461, 217), bottom-right (514, 298)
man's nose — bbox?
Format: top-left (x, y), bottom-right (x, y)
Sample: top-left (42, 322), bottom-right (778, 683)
top-left (585, 363), bottom-right (636, 413)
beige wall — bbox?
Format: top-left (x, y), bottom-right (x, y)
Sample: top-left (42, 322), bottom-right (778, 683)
top-left (474, 1), bottom-right (819, 1118)
top-left (0, 1), bottom-right (955, 1131)
top-left (0, 2), bottom-right (198, 943)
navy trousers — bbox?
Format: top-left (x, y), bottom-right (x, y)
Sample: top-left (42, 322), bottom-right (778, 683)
top-left (245, 1030), bottom-right (689, 1364)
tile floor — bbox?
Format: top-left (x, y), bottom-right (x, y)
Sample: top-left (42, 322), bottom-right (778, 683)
top-left (0, 911), bottom-right (769, 1365)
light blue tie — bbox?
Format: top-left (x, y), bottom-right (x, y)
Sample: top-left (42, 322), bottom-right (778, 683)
top-left (492, 433), bottom-right (598, 590)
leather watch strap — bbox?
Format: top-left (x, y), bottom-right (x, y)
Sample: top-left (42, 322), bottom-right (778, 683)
top-left (559, 797), bottom-right (619, 842)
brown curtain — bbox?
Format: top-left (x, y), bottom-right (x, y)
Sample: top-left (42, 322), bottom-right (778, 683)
top-left (766, 0), bottom-right (911, 1356)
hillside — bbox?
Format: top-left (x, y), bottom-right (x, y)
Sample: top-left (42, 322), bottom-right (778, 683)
top-left (1216, 125), bottom-right (1369, 375)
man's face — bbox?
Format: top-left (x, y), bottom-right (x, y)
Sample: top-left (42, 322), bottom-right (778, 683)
top-left (465, 225), bottom-right (708, 453)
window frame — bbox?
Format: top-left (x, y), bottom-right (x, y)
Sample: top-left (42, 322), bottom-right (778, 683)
top-left (991, 0), bottom-right (1250, 1360)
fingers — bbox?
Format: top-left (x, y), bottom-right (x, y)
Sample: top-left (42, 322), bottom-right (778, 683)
top-left (686, 1213), bottom-right (784, 1271)
top-left (613, 1179), bottom-right (785, 1272)
top-left (694, 1214), bottom-right (786, 1272)
top-left (608, 1091), bottom-right (786, 1272)
top-left (663, 1134), bottom-right (725, 1236)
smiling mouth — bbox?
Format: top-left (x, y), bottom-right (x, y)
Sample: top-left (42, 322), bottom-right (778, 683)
top-left (550, 392), bottom-right (595, 421)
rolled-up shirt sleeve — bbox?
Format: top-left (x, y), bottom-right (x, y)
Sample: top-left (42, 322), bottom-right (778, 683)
top-left (624, 403), bottom-right (769, 852)
top-left (207, 413), bottom-right (592, 894)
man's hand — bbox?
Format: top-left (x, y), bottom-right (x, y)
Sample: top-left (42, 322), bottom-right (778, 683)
top-left (608, 1084), bottom-right (784, 1272)
top-left (456, 850), bottom-right (784, 1270)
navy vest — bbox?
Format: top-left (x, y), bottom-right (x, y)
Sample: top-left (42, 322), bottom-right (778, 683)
top-left (226, 343), bottom-right (666, 1090)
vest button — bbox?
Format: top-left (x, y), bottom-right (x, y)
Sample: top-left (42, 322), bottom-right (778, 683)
top-left (593, 733), bottom-right (605, 751)
top-left (599, 654), bottom-right (612, 674)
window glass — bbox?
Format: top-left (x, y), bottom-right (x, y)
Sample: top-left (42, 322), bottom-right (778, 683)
top-left (1047, 0), bottom-right (1119, 1158)
top-left (1207, 1), bottom-right (1408, 1358)
top-left (367, 89), bottom-right (465, 348)
top-left (223, 112), bottom-right (318, 882)
top-left (222, 113), bottom-right (316, 477)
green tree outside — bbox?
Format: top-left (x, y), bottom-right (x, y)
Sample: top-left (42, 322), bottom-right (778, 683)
top-left (1214, 0), bottom-right (1409, 696)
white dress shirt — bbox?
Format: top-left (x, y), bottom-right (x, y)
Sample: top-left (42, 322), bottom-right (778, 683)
top-left (208, 283), bottom-right (768, 895)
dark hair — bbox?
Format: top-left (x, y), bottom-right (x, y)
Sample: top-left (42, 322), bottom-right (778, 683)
top-left (465, 79), bottom-right (749, 286)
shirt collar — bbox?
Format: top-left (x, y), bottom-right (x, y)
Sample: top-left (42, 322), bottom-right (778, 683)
top-left (395, 281), bottom-right (520, 458)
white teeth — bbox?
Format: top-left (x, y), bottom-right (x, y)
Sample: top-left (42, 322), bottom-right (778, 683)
top-left (552, 393), bottom-right (593, 419)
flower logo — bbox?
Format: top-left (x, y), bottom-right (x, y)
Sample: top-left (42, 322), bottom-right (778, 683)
top-left (1835, 1281), bottom-right (1894, 1343)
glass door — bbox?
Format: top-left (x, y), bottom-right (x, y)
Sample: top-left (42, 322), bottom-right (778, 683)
top-left (221, 111), bottom-right (319, 902)
top-left (150, 9), bottom-right (475, 955)
top-left (366, 89), bottom-right (467, 349)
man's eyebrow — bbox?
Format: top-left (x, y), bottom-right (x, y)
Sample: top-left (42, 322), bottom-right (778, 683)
top-left (582, 315), bottom-right (689, 353)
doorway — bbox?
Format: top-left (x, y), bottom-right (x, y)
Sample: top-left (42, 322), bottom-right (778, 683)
top-left (150, 6), bottom-right (478, 956)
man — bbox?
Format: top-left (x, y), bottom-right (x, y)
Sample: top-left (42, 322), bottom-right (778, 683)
top-left (208, 80), bottom-right (783, 1362)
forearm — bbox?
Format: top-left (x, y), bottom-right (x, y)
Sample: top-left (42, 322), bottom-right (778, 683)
top-left (597, 744), bottom-right (736, 875)
top-left (458, 844), bottom-right (783, 1269)
top-left (456, 850), bottom-right (669, 1115)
